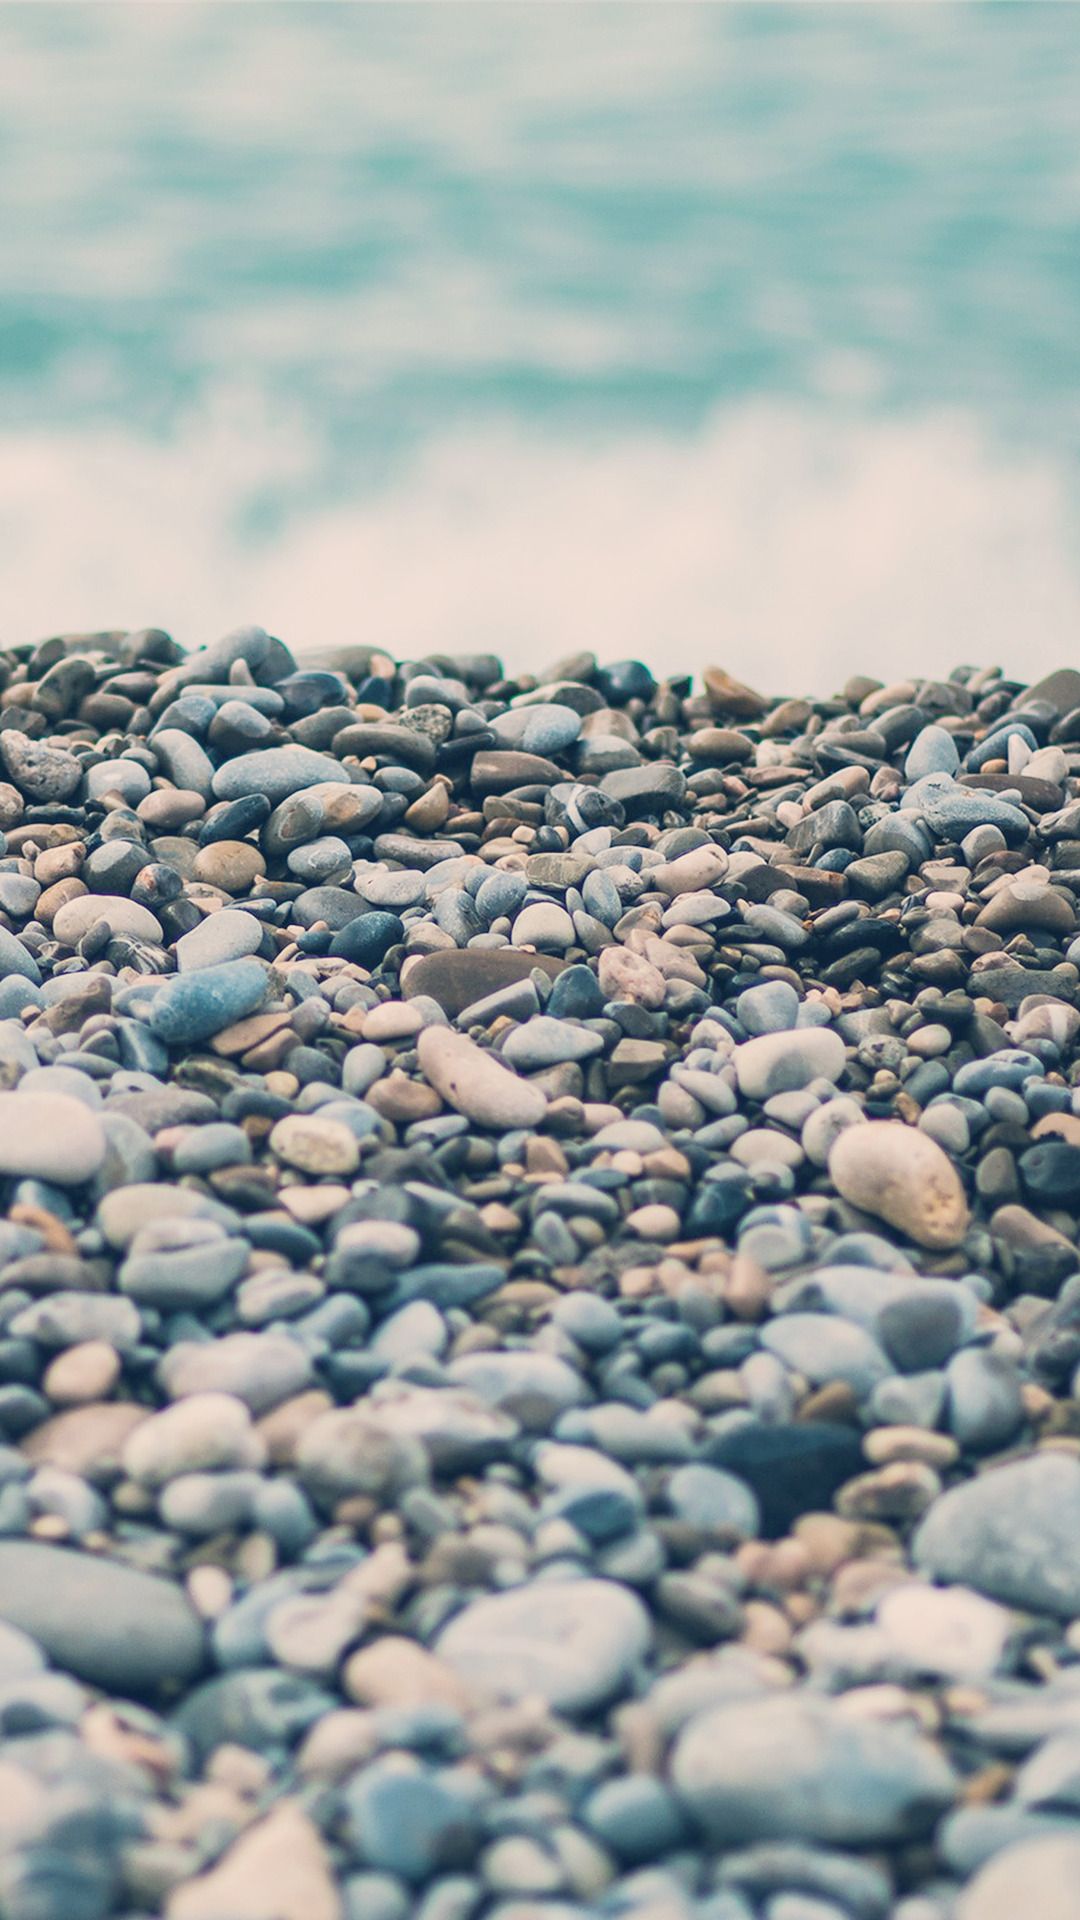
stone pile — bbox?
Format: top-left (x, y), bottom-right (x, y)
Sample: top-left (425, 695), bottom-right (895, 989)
top-left (0, 627), bottom-right (1078, 1915)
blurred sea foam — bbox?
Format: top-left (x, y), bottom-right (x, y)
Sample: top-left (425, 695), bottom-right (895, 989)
top-left (1, 3), bottom-right (1079, 689)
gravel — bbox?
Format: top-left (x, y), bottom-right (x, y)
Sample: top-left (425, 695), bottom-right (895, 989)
top-left (2, 626), bottom-right (1080, 1913)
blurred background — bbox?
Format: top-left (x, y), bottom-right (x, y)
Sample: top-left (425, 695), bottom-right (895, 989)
top-left (1, 2), bottom-right (1079, 691)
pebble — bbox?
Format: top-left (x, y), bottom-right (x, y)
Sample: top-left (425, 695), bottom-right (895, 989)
top-left (436, 1579), bottom-right (652, 1712)
top-left (175, 909), bottom-right (265, 971)
top-left (270, 1114), bottom-right (361, 1176)
top-left (149, 958), bottom-right (270, 1044)
top-left (829, 1121), bottom-right (970, 1248)
top-left (0, 1091), bottom-right (106, 1184)
top-left (417, 1026), bottom-right (547, 1129)
top-left (0, 1540), bottom-right (204, 1692)
top-left (671, 1694), bottom-right (955, 1844)
top-left (914, 1452), bottom-right (1080, 1616)
top-left (734, 1029), bottom-right (845, 1100)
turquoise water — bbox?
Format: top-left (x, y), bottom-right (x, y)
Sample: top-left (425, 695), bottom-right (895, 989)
top-left (1, 3), bottom-right (1079, 687)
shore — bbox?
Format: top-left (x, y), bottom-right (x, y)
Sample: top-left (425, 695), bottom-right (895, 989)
top-left (0, 625), bottom-right (1078, 1917)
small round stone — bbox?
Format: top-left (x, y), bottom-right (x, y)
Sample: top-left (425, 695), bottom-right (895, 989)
top-left (270, 1114), bottom-right (361, 1177)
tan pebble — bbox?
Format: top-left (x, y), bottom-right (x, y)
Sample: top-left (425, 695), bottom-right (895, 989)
top-left (722, 1253), bottom-right (773, 1320)
top-left (30, 1515), bottom-right (71, 1542)
top-left (597, 946), bottom-right (665, 1008)
top-left (164, 1800), bottom-right (339, 1920)
top-left (137, 788), bottom-right (206, 828)
top-left (793, 1513), bottom-right (863, 1576)
top-left (343, 1636), bottom-right (470, 1710)
top-left (210, 1011), bottom-right (292, 1058)
top-left (191, 840), bottom-right (267, 894)
top-left (836, 1461), bottom-right (941, 1522)
top-left (33, 842), bottom-right (84, 884)
top-left (42, 1340), bottom-right (121, 1406)
top-left (863, 1426), bottom-right (960, 1469)
top-left (278, 1185), bottom-right (353, 1226)
top-left (263, 1071), bottom-right (299, 1099)
top-left (8, 1202), bottom-right (78, 1255)
top-left (366, 1070), bottom-right (442, 1123)
top-left (627, 1204), bottom-right (680, 1241)
top-left (187, 1564), bottom-right (234, 1620)
top-left (270, 1114), bottom-right (359, 1178)
top-left (612, 1700), bottom-right (664, 1775)
top-left (1031, 1111), bottom-right (1080, 1145)
top-left (479, 1203), bottom-right (522, 1236)
top-left (741, 1600), bottom-right (793, 1656)
top-left (34, 875), bottom-right (88, 925)
top-left (255, 1390), bottom-right (334, 1467)
top-left (207, 1745), bottom-right (272, 1795)
top-left (829, 1120), bottom-right (969, 1249)
top-left (234, 1531), bottom-right (278, 1584)
top-left (405, 783), bottom-right (451, 830)
top-left (21, 1402), bottom-right (149, 1479)
top-left (297, 1709), bottom-right (379, 1781)
top-left (526, 1136), bottom-right (569, 1176)
top-left (619, 1266), bottom-right (660, 1299)
top-left (360, 1000), bottom-right (423, 1042)
top-left (831, 1557), bottom-right (911, 1614)
top-left (799, 1381), bottom-right (860, 1423)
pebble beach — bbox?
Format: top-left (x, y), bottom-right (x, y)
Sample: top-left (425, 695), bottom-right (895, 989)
top-left (2, 625), bottom-right (1080, 1917)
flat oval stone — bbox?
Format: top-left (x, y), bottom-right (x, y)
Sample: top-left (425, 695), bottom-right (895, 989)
top-left (435, 1578), bottom-right (651, 1712)
top-left (0, 1540), bottom-right (204, 1693)
top-left (270, 1114), bottom-right (361, 1177)
top-left (417, 1026), bottom-right (547, 1130)
top-left (211, 747), bottom-right (349, 805)
top-left (175, 909), bottom-right (265, 971)
top-left (0, 1091), bottom-right (106, 1184)
top-left (914, 1452), bottom-right (1080, 1617)
top-left (148, 959), bottom-right (270, 1045)
top-left (830, 1121), bottom-right (970, 1249)
top-left (733, 1027), bottom-right (845, 1100)
top-left (123, 1392), bottom-right (264, 1487)
top-left (52, 893), bottom-right (164, 946)
top-left (671, 1693), bottom-right (954, 1845)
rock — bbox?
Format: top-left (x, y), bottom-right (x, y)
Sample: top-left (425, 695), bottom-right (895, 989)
top-left (343, 1637), bottom-right (469, 1711)
top-left (149, 959), bottom-right (270, 1045)
top-left (876, 1583), bottom-right (1013, 1680)
top-left (417, 1026), bottom-right (547, 1130)
top-left (0, 1541), bottom-right (204, 1692)
top-left (270, 1115), bottom-right (361, 1177)
top-left (829, 1122), bottom-right (970, 1248)
top-left (436, 1579), bottom-right (651, 1712)
top-left (914, 1452), bottom-right (1080, 1616)
top-left (402, 948), bottom-right (564, 1017)
top-left (211, 747), bottom-right (350, 805)
top-left (0, 1092), bottom-right (106, 1184)
top-left (958, 1835), bottom-right (1080, 1920)
top-left (296, 1408), bottom-right (429, 1505)
top-left (340, 1756), bottom-right (480, 1884)
top-left (52, 893), bottom-right (164, 946)
top-left (671, 1694), bottom-right (955, 1844)
top-left (0, 730), bottom-right (82, 801)
top-left (734, 1029), bottom-right (845, 1100)
top-left (167, 1800), bottom-right (341, 1920)
top-left (122, 1393), bottom-right (265, 1487)
top-left (175, 910), bottom-right (265, 971)
top-left (706, 1424), bottom-right (865, 1539)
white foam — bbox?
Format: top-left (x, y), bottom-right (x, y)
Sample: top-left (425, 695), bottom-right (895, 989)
top-left (1, 395), bottom-right (1079, 693)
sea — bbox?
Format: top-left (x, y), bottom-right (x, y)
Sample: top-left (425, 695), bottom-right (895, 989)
top-left (1, 2), bottom-right (1079, 692)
